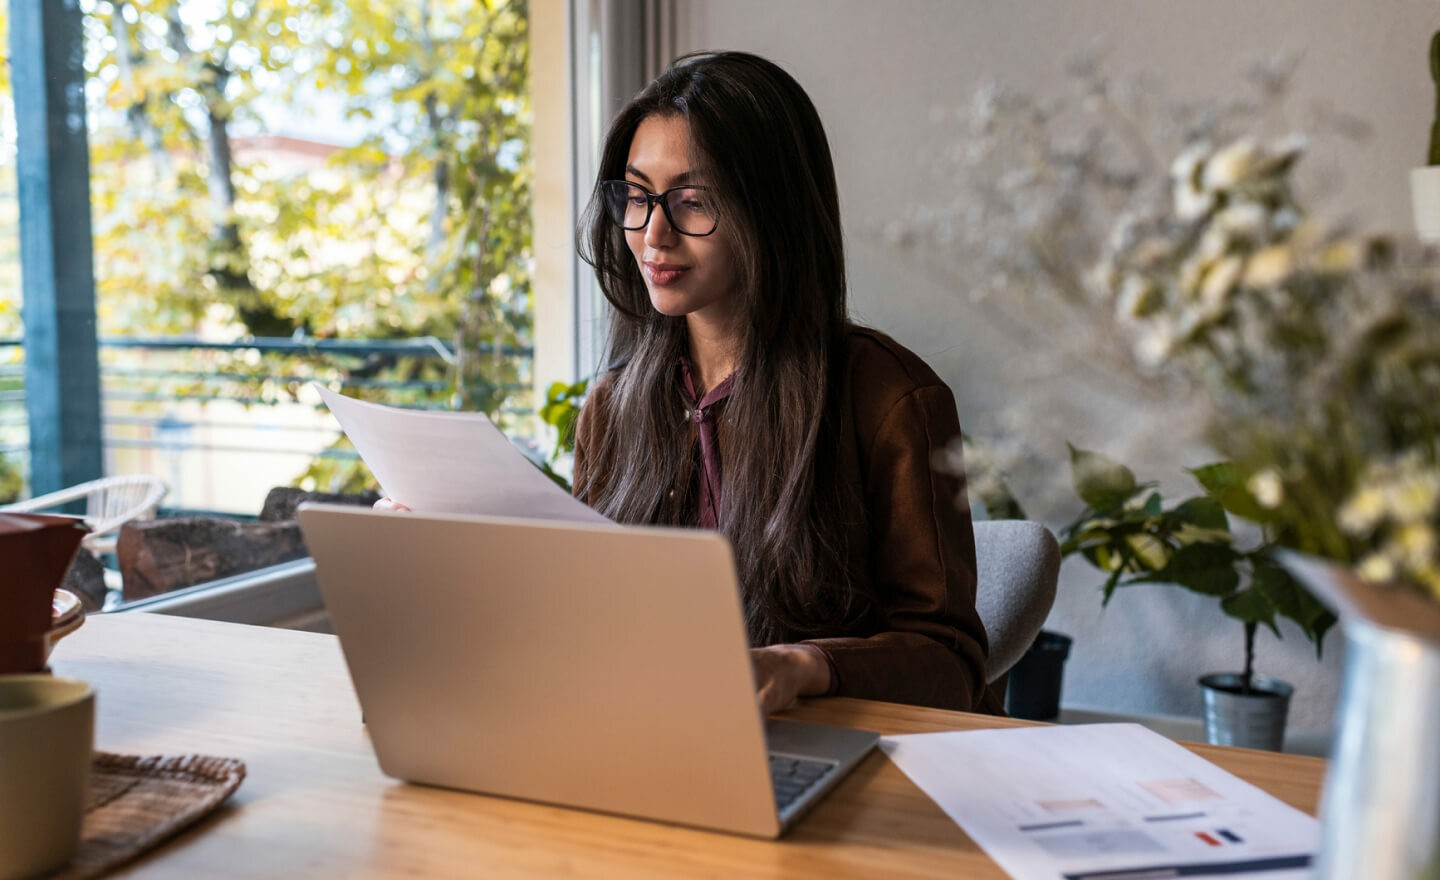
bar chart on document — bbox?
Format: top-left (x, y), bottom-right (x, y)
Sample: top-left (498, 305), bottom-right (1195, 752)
top-left (881, 723), bottom-right (1317, 880)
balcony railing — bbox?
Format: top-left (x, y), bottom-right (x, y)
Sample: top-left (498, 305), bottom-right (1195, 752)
top-left (0, 335), bottom-right (535, 514)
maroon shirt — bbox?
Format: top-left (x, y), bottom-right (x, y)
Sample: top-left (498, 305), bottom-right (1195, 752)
top-left (677, 356), bottom-right (734, 531)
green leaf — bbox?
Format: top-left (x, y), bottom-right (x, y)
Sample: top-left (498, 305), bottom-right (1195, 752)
top-left (1251, 559), bottom-right (1338, 654)
top-left (1100, 567), bottom-right (1126, 606)
top-left (1069, 444), bottom-right (1139, 511)
top-left (1086, 544), bottom-right (1125, 573)
top-left (1168, 497), bottom-right (1234, 545)
top-left (1221, 587), bottom-right (1281, 636)
top-left (1123, 532), bottom-right (1171, 571)
top-left (539, 378), bottom-right (589, 458)
top-left (1134, 542), bottom-right (1241, 596)
top-left (1188, 462), bottom-right (1276, 523)
top-left (1170, 496), bottom-right (1229, 530)
top-left (1116, 490), bottom-right (1164, 521)
top-left (1172, 523), bottom-right (1234, 546)
top-left (1310, 615), bottom-right (1337, 659)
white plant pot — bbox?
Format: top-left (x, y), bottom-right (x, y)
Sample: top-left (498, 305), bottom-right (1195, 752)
top-left (1281, 552), bottom-right (1440, 880)
top-left (1410, 166), bottom-right (1440, 242)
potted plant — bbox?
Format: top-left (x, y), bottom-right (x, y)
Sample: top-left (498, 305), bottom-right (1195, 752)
top-left (1411, 29), bottom-right (1440, 241)
top-left (1057, 445), bottom-right (1334, 750)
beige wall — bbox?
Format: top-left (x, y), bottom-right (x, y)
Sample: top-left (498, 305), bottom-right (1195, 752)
top-left (675, 0), bottom-right (1439, 747)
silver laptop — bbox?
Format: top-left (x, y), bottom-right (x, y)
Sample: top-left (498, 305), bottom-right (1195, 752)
top-left (297, 503), bottom-right (878, 838)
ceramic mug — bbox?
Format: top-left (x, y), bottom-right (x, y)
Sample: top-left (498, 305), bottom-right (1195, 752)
top-left (0, 676), bottom-right (94, 880)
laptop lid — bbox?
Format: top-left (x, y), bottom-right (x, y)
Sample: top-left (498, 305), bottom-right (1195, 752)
top-left (299, 503), bottom-right (792, 837)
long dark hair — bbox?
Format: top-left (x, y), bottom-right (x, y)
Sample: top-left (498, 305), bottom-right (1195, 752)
top-left (576, 51), bottom-right (866, 645)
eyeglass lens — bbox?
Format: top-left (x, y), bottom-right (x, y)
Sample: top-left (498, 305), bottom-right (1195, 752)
top-left (602, 181), bottom-right (718, 236)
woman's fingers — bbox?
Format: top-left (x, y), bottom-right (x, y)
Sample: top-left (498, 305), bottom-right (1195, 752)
top-left (750, 646), bottom-right (802, 715)
top-left (373, 497), bottom-right (412, 511)
top-left (750, 644), bottom-right (833, 715)
top-left (756, 682), bottom-right (783, 716)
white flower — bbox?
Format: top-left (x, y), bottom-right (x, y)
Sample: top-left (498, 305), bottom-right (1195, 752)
top-left (1170, 142), bottom-right (1214, 220)
top-left (1339, 485), bottom-right (1387, 535)
top-left (1384, 466), bottom-right (1440, 523)
top-left (1357, 553), bottom-right (1396, 584)
top-left (1169, 141), bottom-right (1210, 185)
top-left (1316, 239), bottom-right (1364, 274)
top-left (1244, 244), bottom-right (1295, 287)
top-left (1263, 132), bottom-right (1309, 173)
top-left (1247, 469), bottom-right (1285, 508)
top-left (1129, 236), bottom-right (1173, 271)
top-left (1195, 225), bottom-right (1233, 264)
top-left (1086, 260), bottom-right (1120, 298)
top-left (968, 82), bottom-right (1003, 136)
top-left (1116, 274), bottom-right (1163, 319)
top-left (1178, 254), bottom-right (1207, 297)
top-left (1199, 255), bottom-right (1245, 317)
top-left (1202, 137), bottom-right (1262, 190)
top-left (1214, 203), bottom-right (1269, 241)
top-left (1135, 319), bottom-right (1177, 367)
top-left (1394, 523), bottom-right (1437, 570)
top-left (1173, 304), bottom-right (1208, 340)
top-left (1173, 183), bottom-right (1215, 223)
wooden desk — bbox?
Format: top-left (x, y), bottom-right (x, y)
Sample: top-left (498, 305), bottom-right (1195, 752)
top-left (53, 614), bottom-right (1324, 878)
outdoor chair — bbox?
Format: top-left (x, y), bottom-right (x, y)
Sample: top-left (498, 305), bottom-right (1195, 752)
top-left (2, 473), bottom-right (169, 556)
top-left (972, 519), bottom-right (1062, 683)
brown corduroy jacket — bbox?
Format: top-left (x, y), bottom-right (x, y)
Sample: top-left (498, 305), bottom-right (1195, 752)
top-left (573, 327), bottom-right (1002, 714)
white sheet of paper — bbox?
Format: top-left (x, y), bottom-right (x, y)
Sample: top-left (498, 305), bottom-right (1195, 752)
top-left (315, 384), bottom-right (611, 524)
top-left (882, 723), bottom-right (1318, 880)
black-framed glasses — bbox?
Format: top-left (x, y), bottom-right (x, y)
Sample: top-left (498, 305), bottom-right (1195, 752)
top-left (599, 180), bottom-right (720, 237)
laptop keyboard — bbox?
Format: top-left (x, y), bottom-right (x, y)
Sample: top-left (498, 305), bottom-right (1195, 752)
top-left (769, 754), bottom-right (838, 813)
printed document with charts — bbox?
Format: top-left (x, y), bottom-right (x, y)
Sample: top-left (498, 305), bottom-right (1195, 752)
top-left (882, 723), bottom-right (1317, 880)
top-left (315, 385), bottom-right (610, 524)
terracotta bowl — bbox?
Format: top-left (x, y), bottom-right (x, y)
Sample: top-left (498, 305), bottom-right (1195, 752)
top-left (45, 589), bottom-right (85, 664)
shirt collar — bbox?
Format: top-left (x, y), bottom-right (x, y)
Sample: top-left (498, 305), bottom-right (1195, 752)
top-left (677, 355), bottom-right (736, 411)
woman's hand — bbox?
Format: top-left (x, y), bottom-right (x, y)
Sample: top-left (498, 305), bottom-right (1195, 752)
top-left (373, 497), bottom-right (411, 511)
top-left (750, 644), bottom-right (832, 715)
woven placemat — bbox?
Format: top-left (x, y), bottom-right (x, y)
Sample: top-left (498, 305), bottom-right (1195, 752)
top-left (50, 752), bottom-right (246, 880)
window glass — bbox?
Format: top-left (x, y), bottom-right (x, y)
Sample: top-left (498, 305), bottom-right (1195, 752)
top-left (77, 0), bottom-right (533, 514)
top-left (0, 10), bottom-right (23, 504)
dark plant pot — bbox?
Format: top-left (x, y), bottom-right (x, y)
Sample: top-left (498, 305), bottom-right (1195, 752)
top-left (1006, 630), bottom-right (1072, 721)
top-left (1198, 673), bottom-right (1293, 752)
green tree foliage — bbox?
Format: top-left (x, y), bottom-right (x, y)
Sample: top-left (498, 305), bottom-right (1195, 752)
top-left (0, 1), bottom-right (533, 497)
top-left (80, 1), bottom-right (531, 401)
top-left (82, 0), bottom-right (529, 341)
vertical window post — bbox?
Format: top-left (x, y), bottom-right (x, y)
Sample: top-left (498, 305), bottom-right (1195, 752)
top-left (10, 0), bottom-right (103, 494)
top-left (564, 0), bottom-right (673, 378)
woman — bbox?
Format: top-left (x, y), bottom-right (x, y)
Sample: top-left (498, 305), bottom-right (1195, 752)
top-left (574, 51), bottom-right (999, 715)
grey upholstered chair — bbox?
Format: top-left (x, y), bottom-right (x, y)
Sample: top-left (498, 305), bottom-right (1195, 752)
top-left (972, 520), bottom-right (1062, 683)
